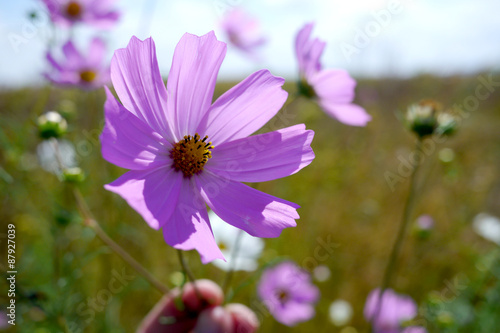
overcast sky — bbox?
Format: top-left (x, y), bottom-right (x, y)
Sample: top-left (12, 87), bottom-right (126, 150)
top-left (1, 0), bottom-right (500, 87)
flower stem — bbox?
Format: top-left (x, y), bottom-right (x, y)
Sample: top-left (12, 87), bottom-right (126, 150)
top-left (49, 138), bottom-right (169, 294)
top-left (222, 229), bottom-right (244, 296)
top-left (375, 139), bottom-right (423, 321)
top-left (176, 250), bottom-right (202, 299)
top-left (73, 189), bottom-right (169, 294)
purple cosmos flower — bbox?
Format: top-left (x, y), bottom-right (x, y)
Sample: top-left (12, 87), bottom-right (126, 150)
top-left (221, 9), bottom-right (266, 57)
top-left (295, 23), bottom-right (371, 126)
top-left (45, 37), bottom-right (110, 90)
top-left (100, 32), bottom-right (314, 264)
top-left (364, 288), bottom-right (418, 333)
top-left (41, 0), bottom-right (120, 28)
top-left (257, 261), bottom-right (319, 326)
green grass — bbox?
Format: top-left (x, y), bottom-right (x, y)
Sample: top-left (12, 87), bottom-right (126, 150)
top-left (1, 74), bottom-right (500, 332)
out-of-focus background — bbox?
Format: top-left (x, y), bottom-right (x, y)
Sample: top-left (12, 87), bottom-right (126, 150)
top-left (1, 0), bottom-right (500, 332)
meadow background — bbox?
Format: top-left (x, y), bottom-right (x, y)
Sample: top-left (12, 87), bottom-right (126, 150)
top-left (2, 0), bottom-right (500, 332)
top-left (1, 73), bottom-right (500, 332)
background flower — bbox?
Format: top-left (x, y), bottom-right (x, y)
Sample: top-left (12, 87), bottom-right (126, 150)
top-left (209, 210), bottom-right (264, 272)
top-left (329, 299), bottom-right (353, 326)
top-left (473, 213), bottom-right (500, 245)
top-left (257, 261), bottom-right (319, 326)
top-left (295, 22), bottom-right (371, 126)
top-left (41, 0), bottom-right (120, 28)
top-left (45, 37), bottom-right (110, 90)
top-left (364, 288), bottom-right (417, 333)
top-left (221, 8), bottom-right (266, 57)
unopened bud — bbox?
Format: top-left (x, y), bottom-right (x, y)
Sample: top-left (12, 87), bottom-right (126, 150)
top-left (62, 167), bottom-right (85, 183)
top-left (436, 112), bottom-right (457, 136)
top-left (406, 100), bottom-right (440, 138)
top-left (38, 111), bottom-right (67, 139)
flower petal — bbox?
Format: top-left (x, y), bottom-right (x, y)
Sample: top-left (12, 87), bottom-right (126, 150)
top-left (274, 302), bottom-right (316, 327)
top-left (166, 31), bottom-right (226, 139)
top-left (310, 69), bottom-right (356, 104)
top-left (295, 23), bottom-right (314, 75)
top-left (104, 166), bottom-right (182, 230)
top-left (320, 101), bottom-right (371, 127)
top-left (111, 36), bottom-right (174, 141)
top-left (88, 37), bottom-right (106, 68)
top-left (62, 40), bottom-right (84, 70)
top-left (163, 179), bottom-right (224, 264)
top-left (195, 172), bottom-right (298, 238)
top-left (197, 69), bottom-right (288, 145)
top-left (206, 124), bottom-right (314, 182)
top-left (100, 87), bottom-right (171, 170)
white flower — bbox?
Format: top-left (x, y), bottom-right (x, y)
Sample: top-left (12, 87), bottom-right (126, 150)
top-left (473, 213), bottom-right (500, 245)
top-left (329, 299), bottom-right (353, 326)
top-left (209, 211), bottom-right (264, 271)
top-left (313, 265), bottom-right (331, 282)
top-left (37, 139), bottom-right (77, 175)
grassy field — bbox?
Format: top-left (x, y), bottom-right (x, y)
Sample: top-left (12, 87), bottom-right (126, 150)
top-left (1, 73), bottom-right (500, 332)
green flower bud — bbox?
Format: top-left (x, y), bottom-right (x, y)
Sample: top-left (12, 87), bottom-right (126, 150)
top-left (38, 111), bottom-right (67, 139)
top-left (436, 113), bottom-right (457, 136)
top-left (62, 167), bottom-right (85, 183)
top-left (406, 100), bottom-right (440, 138)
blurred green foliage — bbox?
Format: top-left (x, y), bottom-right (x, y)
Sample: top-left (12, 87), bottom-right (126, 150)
top-left (1, 74), bottom-right (500, 332)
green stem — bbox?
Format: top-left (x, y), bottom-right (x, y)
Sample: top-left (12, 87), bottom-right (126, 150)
top-left (50, 139), bottom-right (168, 294)
top-left (177, 250), bottom-right (202, 299)
top-left (375, 139), bottom-right (423, 321)
top-left (74, 189), bottom-right (169, 294)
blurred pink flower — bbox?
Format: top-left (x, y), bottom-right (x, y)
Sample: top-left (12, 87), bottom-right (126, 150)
top-left (221, 9), bottom-right (266, 57)
top-left (295, 23), bottom-right (371, 126)
top-left (257, 261), bottom-right (319, 326)
top-left (101, 32), bottom-right (315, 263)
top-left (41, 0), bottom-right (120, 28)
top-left (364, 288), bottom-right (425, 333)
top-left (45, 37), bottom-right (110, 90)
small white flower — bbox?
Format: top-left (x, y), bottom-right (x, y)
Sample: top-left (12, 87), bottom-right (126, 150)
top-left (37, 139), bottom-right (77, 175)
top-left (329, 299), bottom-right (353, 326)
top-left (313, 265), bottom-right (331, 282)
top-left (473, 213), bottom-right (500, 245)
top-left (209, 211), bottom-right (264, 272)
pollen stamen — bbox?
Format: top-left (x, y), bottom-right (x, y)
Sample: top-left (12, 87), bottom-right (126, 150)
top-left (170, 133), bottom-right (213, 178)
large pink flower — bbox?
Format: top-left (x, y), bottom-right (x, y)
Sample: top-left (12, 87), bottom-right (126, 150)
top-left (295, 23), bottom-right (371, 126)
top-left (41, 0), bottom-right (120, 28)
top-left (100, 32), bottom-right (315, 263)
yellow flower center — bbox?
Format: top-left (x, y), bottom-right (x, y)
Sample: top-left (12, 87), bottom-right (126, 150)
top-left (218, 242), bottom-right (227, 251)
top-left (170, 133), bottom-right (213, 178)
top-left (66, 2), bottom-right (82, 18)
top-left (80, 70), bottom-right (96, 83)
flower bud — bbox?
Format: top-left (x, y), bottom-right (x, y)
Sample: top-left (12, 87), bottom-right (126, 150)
top-left (406, 100), bottom-right (439, 138)
top-left (413, 214), bottom-right (434, 240)
top-left (62, 167), bottom-right (85, 183)
top-left (436, 112), bottom-right (457, 136)
top-left (37, 111), bottom-right (67, 139)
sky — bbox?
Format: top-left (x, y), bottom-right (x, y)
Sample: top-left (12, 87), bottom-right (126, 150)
top-left (1, 0), bottom-right (500, 87)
